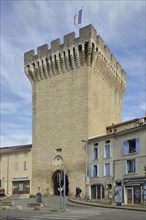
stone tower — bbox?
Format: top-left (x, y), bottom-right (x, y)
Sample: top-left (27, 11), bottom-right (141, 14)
top-left (24, 24), bottom-right (126, 196)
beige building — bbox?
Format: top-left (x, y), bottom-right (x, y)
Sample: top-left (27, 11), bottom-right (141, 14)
top-left (88, 115), bottom-right (146, 205)
top-left (0, 145), bottom-right (32, 196)
top-left (24, 24), bottom-right (126, 196)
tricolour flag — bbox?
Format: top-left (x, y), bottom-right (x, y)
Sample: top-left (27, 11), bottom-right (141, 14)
top-left (74, 8), bottom-right (83, 25)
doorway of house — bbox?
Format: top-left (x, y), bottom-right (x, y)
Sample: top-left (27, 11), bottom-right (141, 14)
top-left (52, 170), bottom-right (69, 196)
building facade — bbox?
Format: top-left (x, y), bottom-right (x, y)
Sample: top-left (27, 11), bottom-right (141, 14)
top-left (88, 116), bottom-right (146, 205)
top-left (24, 24), bottom-right (126, 196)
top-left (0, 145), bottom-right (32, 196)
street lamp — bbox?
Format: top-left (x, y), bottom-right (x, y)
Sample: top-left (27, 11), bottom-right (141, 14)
top-left (81, 139), bottom-right (89, 200)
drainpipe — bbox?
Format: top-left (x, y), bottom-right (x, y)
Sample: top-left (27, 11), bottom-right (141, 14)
top-left (7, 153), bottom-right (9, 195)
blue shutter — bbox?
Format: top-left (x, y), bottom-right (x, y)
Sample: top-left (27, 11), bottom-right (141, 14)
top-left (105, 163), bottom-right (110, 176)
top-left (133, 159), bottom-right (136, 172)
top-left (96, 147), bottom-right (98, 159)
top-left (94, 148), bottom-right (96, 159)
top-left (123, 141), bottom-right (128, 155)
top-left (125, 160), bottom-right (128, 174)
top-left (92, 148), bottom-right (94, 160)
top-left (107, 163), bottom-right (110, 176)
top-left (136, 138), bottom-right (140, 153)
top-left (91, 165), bottom-right (94, 177)
top-left (135, 159), bottom-right (137, 173)
top-left (107, 145), bottom-right (110, 158)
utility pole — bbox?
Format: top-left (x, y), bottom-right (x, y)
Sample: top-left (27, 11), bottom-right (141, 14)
top-left (7, 153), bottom-right (9, 195)
top-left (63, 170), bottom-right (66, 211)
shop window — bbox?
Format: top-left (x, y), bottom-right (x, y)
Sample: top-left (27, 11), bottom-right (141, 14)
top-left (91, 165), bottom-right (98, 177)
top-left (93, 143), bottom-right (98, 160)
top-left (123, 138), bottom-right (140, 155)
top-left (105, 163), bottom-right (110, 176)
top-left (126, 159), bottom-right (136, 174)
top-left (12, 181), bottom-right (30, 194)
top-left (134, 186), bottom-right (141, 204)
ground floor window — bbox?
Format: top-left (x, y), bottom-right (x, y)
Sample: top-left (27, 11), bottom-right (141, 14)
top-left (91, 184), bottom-right (104, 199)
top-left (12, 180), bottom-right (30, 194)
top-left (134, 186), bottom-right (141, 204)
top-left (126, 186), bottom-right (142, 205)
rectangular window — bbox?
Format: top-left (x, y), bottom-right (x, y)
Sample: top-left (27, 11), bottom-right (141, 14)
top-left (126, 159), bottom-right (136, 174)
top-left (14, 161), bottom-right (19, 171)
top-left (123, 138), bottom-right (140, 155)
top-left (91, 165), bottom-right (98, 177)
top-left (93, 143), bottom-right (98, 160)
top-left (24, 152), bottom-right (28, 158)
top-left (15, 153), bottom-right (18, 159)
top-left (105, 142), bottom-right (110, 158)
top-left (24, 161), bottom-right (28, 170)
top-left (105, 163), bottom-right (110, 176)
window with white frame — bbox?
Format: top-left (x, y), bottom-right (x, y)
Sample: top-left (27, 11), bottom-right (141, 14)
top-left (126, 159), bottom-right (136, 174)
top-left (123, 138), bottom-right (140, 155)
top-left (105, 163), bottom-right (110, 176)
top-left (91, 164), bottom-right (98, 177)
top-left (105, 141), bottom-right (110, 158)
top-left (93, 143), bottom-right (98, 160)
top-left (14, 161), bottom-right (19, 171)
top-left (24, 152), bottom-right (28, 157)
top-left (15, 153), bottom-right (18, 159)
top-left (24, 160), bottom-right (28, 170)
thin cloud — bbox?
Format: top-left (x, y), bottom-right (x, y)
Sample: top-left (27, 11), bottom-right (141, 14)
top-left (0, 135), bottom-right (32, 148)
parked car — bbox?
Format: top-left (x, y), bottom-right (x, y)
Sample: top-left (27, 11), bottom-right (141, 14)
top-left (0, 188), bottom-right (5, 197)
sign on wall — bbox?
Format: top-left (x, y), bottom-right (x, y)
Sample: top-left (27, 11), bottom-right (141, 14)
top-left (144, 182), bottom-right (146, 201)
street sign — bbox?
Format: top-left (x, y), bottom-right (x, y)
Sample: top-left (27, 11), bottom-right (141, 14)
top-left (58, 187), bottom-right (63, 192)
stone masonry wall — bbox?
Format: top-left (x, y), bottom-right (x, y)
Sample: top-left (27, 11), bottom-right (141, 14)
top-left (24, 24), bottom-right (126, 196)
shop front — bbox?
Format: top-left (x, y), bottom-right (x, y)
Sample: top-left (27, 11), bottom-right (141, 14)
top-left (123, 177), bottom-right (146, 205)
top-left (91, 184), bottom-right (105, 199)
top-left (12, 176), bottom-right (30, 194)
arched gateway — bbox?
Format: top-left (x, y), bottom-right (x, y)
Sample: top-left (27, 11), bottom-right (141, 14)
top-left (52, 170), bottom-right (69, 196)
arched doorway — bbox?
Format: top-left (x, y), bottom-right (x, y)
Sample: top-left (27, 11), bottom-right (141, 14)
top-left (52, 170), bottom-right (69, 196)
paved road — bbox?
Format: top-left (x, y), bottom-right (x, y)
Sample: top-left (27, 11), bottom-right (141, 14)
top-left (0, 205), bottom-right (145, 220)
top-left (0, 196), bottom-right (145, 220)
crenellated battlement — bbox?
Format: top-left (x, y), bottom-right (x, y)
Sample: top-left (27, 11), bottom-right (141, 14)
top-left (24, 24), bottom-right (126, 95)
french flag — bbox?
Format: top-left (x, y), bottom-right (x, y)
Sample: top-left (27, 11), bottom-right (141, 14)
top-left (74, 9), bottom-right (83, 25)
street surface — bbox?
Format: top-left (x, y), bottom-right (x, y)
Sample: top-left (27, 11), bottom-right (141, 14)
top-left (0, 196), bottom-right (145, 220)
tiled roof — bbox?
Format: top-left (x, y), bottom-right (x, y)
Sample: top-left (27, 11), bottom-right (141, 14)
top-left (88, 123), bottom-right (146, 142)
top-left (0, 144), bottom-right (32, 154)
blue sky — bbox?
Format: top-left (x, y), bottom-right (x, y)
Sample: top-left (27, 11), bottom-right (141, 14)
top-left (0, 0), bottom-right (145, 147)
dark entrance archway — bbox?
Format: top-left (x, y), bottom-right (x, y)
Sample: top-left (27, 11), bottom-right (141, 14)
top-left (52, 170), bottom-right (69, 196)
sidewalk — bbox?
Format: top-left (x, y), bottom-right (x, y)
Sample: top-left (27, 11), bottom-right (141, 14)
top-left (68, 197), bottom-right (146, 212)
top-left (0, 195), bottom-right (61, 212)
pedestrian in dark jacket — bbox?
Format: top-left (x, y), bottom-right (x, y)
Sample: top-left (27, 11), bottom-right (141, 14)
top-left (76, 187), bottom-right (82, 198)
